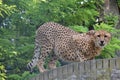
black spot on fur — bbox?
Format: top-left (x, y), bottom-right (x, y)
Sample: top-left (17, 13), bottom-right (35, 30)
top-left (30, 63), bottom-right (32, 66)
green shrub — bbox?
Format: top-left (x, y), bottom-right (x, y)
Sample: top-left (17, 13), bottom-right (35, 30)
top-left (0, 65), bottom-right (6, 80)
top-left (7, 71), bottom-right (37, 80)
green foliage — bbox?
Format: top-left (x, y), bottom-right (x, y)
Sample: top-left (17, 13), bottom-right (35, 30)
top-left (8, 71), bottom-right (37, 80)
top-left (104, 14), bottom-right (119, 26)
top-left (70, 25), bottom-right (88, 33)
top-left (117, 0), bottom-right (120, 7)
top-left (0, 65), bottom-right (6, 80)
top-left (0, 0), bottom-right (16, 17)
top-left (27, 0), bottom-right (102, 26)
top-left (0, 26), bottom-right (34, 80)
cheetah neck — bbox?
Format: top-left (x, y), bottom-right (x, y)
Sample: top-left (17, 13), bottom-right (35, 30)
top-left (83, 40), bottom-right (103, 60)
top-left (94, 46), bottom-right (102, 56)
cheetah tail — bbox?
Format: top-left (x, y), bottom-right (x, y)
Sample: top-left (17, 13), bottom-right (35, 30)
top-left (27, 39), bottom-right (40, 73)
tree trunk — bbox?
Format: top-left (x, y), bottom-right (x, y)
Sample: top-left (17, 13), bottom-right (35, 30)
top-left (104, 0), bottom-right (120, 28)
top-left (104, 0), bottom-right (119, 15)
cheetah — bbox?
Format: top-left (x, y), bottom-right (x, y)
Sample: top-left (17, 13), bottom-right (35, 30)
top-left (27, 22), bottom-right (111, 73)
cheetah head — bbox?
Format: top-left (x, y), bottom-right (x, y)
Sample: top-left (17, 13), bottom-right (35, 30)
top-left (92, 30), bottom-right (111, 48)
top-left (73, 30), bottom-right (111, 48)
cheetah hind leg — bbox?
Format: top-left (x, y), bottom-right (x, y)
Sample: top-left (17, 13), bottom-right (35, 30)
top-left (37, 46), bottom-right (53, 72)
top-left (37, 59), bottom-right (47, 72)
top-left (48, 55), bottom-right (58, 69)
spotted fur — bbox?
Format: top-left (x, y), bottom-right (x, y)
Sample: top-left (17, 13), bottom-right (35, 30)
top-left (27, 22), bottom-right (111, 72)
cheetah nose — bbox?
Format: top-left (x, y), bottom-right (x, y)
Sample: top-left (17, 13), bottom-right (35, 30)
top-left (100, 41), bottom-right (104, 44)
top-left (100, 41), bottom-right (105, 46)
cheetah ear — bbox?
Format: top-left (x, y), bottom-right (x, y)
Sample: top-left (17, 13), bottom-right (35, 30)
top-left (86, 30), bottom-right (95, 35)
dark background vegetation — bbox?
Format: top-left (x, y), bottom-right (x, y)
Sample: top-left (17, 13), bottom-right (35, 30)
top-left (0, 0), bottom-right (120, 80)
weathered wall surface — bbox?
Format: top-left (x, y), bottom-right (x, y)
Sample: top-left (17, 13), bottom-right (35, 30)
top-left (31, 58), bottom-right (120, 80)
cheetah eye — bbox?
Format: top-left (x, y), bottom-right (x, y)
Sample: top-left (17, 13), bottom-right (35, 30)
top-left (97, 35), bottom-right (100, 37)
top-left (104, 35), bottom-right (107, 37)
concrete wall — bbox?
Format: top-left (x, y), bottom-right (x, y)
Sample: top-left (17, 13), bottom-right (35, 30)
top-left (31, 58), bottom-right (120, 80)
